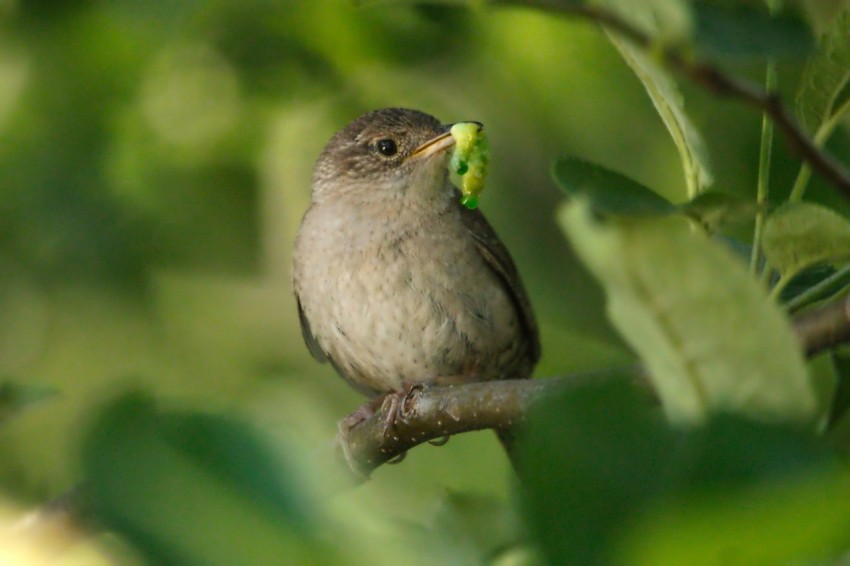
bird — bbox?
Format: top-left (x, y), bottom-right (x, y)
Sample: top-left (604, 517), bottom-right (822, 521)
top-left (292, 108), bottom-right (539, 429)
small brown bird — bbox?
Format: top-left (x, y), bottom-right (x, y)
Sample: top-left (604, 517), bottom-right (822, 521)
top-left (292, 108), bottom-right (539, 425)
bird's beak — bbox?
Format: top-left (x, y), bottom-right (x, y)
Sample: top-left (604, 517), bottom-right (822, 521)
top-left (407, 122), bottom-right (484, 161)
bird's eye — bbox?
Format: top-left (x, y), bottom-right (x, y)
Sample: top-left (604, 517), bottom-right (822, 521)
top-left (376, 138), bottom-right (398, 157)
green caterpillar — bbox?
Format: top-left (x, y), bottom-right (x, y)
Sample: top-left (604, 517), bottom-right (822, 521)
top-left (449, 122), bottom-right (490, 210)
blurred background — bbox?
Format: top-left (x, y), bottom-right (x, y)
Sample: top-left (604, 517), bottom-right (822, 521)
top-left (0, 0), bottom-right (843, 563)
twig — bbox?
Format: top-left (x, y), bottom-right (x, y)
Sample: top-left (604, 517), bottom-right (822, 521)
top-left (786, 266), bottom-right (850, 313)
top-left (337, 369), bottom-right (645, 479)
top-left (338, 379), bottom-right (554, 478)
top-left (492, 0), bottom-right (850, 200)
top-left (793, 294), bottom-right (850, 357)
top-left (750, 60), bottom-right (777, 275)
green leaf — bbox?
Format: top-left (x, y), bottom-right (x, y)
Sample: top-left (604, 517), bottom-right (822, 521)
top-left (559, 198), bottom-right (817, 425)
top-left (783, 264), bottom-right (850, 311)
top-left (592, 0), bottom-right (693, 43)
top-left (616, 416), bottom-right (841, 565)
top-left (518, 378), bottom-right (833, 565)
top-left (622, 472), bottom-right (850, 564)
top-left (607, 36), bottom-right (713, 197)
top-left (677, 190), bottom-right (759, 232)
top-left (517, 378), bottom-right (677, 565)
top-left (829, 351), bottom-right (850, 428)
top-left (692, 0), bottom-right (813, 59)
top-left (82, 393), bottom-right (331, 566)
top-left (578, 1), bottom-right (708, 194)
top-left (552, 158), bottom-right (675, 215)
top-left (669, 414), bottom-right (828, 490)
top-left (762, 202), bottom-right (850, 280)
top-left (430, 491), bottom-right (524, 560)
top-left (0, 380), bottom-right (58, 424)
top-left (796, 5), bottom-right (850, 139)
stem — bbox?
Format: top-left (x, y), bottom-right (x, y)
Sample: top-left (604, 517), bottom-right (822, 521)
top-left (750, 60), bottom-right (777, 275)
top-left (769, 273), bottom-right (794, 302)
top-left (819, 96), bottom-right (850, 144)
top-left (789, 163), bottom-right (813, 202)
top-left (786, 265), bottom-right (850, 313)
top-left (792, 294), bottom-right (850, 357)
top-left (790, 96), bottom-right (850, 202)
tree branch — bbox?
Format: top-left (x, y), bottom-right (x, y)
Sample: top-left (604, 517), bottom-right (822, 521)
top-left (337, 379), bottom-right (549, 478)
top-left (336, 301), bottom-right (850, 479)
top-left (793, 294), bottom-right (850, 357)
top-left (335, 371), bottom-right (641, 479)
top-left (492, 0), bottom-right (850, 199)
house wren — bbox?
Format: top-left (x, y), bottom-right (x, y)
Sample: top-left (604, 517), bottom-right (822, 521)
top-left (292, 108), bottom-right (539, 423)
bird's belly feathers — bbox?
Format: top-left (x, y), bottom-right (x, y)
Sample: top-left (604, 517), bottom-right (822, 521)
top-left (295, 216), bottom-right (522, 394)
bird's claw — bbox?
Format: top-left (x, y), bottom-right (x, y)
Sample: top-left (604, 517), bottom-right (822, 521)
top-left (381, 382), bottom-right (425, 429)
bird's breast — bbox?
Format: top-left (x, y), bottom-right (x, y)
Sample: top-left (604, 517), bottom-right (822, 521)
top-left (293, 201), bottom-right (521, 392)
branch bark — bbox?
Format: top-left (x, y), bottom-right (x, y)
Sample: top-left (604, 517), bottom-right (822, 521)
top-left (793, 294), bottom-right (850, 357)
top-left (337, 379), bottom-right (549, 478)
top-left (336, 371), bottom-right (644, 479)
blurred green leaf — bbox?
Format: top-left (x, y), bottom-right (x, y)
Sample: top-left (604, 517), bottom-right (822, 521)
top-left (677, 190), bottom-right (759, 232)
top-left (617, 416), bottom-right (841, 565)
top-left (490, 0), bottom-right (693, 44)
top-left (593, 0), bottom-right (693, 43)
top-left (796, 4), bottom-right (850, 138)
top-left (763, 202), bottom-right (850, 280)
top-left (0, 380), bottom-right (57, 425)
top-left (622, 470), bottom-right (850, 565)
top-left (669, 414), bottom-right (829, 490)
top-left (692, 0), bottom-right (813, 59)
top-left (430, 491), bottom-right (525, 561)
top-left (82, 392), bottom-right (330, 566)
top-left (519, 378), bottom-right (836, 564)
top-left (552, 158), bottom-right (675, 215)
top-left (559, 198), bottom-right (816, 425)
top-left (284, 3), bottom-right (472, 74)
top-left (607, 35), bottom-right (713, 197)
top-left (506, 0), bottom-right (808, 59)
top-left (517, 378), bottom-right (676, 565)
top-left (829, 351), bottom-right (850, 428)
top-left (801, 0), bottom-right (850, 35)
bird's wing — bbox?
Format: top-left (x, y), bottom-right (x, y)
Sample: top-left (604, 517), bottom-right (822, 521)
top-left (296, 295), bottom-right (329, 363)
top-left (459, 204), bottom-right (541, 365)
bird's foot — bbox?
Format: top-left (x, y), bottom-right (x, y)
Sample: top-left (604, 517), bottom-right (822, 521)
top-left (380, 382), bottom-right (424, 429)
top-left (338, 395), bottom-right (388, 436)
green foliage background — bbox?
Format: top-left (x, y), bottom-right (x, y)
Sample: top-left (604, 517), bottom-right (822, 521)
top-left (1, 0), bottom-right (850, 563)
